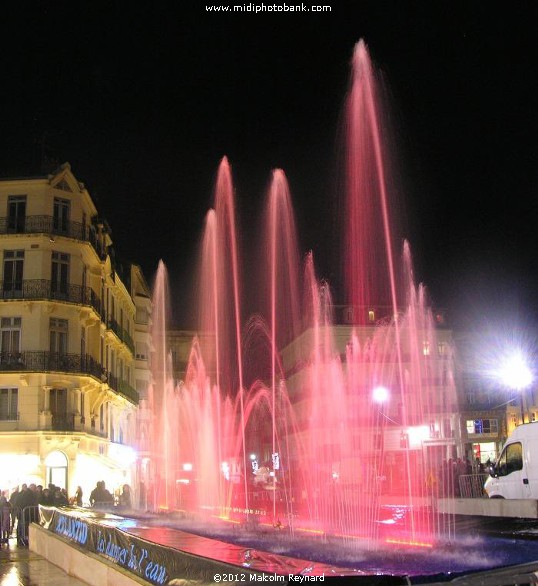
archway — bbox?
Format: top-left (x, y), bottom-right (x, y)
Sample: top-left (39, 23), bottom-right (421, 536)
top-left (44, 450), bottom-right (68, 490)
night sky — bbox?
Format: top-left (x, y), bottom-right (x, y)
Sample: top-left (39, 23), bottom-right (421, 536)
top-left (0, 2), bottom-right (536, 332)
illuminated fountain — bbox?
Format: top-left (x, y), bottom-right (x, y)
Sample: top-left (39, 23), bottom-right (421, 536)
top-left (146, 40), bottom-right (459, 554)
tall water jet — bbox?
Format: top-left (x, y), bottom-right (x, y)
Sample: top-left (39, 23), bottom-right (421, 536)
top-left (344, 39), bottom-right (400, 320)
top-left (148, 260), bottom-right (177, 510)
top-left (144, 39), bottom-right (459, 558)
top-left (265, 170), bottom-right (301, 520)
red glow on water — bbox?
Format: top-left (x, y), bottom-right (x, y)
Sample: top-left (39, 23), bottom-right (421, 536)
top-left (385, 538), bottom-right (433, 549)
top-left (333, 533), bottom-right (370, 541)
top-left (296, 528), bottom-right (325, 535)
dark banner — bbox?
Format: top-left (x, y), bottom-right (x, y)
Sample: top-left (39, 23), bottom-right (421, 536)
top-left (39, 507), bottom-right (282, 586)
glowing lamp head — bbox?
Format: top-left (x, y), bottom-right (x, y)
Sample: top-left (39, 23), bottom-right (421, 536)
top-left (372, 386), bottom-right (389, 404)
top-left (498, 352), bottom-right (533, 390)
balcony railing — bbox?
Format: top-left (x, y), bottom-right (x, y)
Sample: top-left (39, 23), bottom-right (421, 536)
top-left (51, 414), bottom-right (75, 432)
top-left (106, 318), bottom-right (135, 354)
top-left (0, 215), bottom-right (107, 259)
top-left (0, 350), bottom-right (105, 379)
top-left (106, 372), bottom-right (139, 405)
top-left (0, 279), bottom-right (102, 316)
top-left (0, 351), bottom-right (139, 405)
top-left (122, 329), bottom-right (135, 354)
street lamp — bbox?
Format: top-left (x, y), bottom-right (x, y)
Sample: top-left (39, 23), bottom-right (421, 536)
top-left (497, 351), bottom-right (533, 424)
top-left (372, 385), bottom-right (389, 405)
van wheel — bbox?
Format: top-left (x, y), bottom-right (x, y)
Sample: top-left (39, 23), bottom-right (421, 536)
top-left (490, 495), bottom-right (505, 499)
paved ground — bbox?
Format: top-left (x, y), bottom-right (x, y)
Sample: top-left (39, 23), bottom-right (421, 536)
top-left (0, 536), bottom-right (88, 586)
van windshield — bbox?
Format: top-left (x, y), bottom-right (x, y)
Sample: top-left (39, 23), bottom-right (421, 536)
top-left (497, 441), bottom-right (523, 476)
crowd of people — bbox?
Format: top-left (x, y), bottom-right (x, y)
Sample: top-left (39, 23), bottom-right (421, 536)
top-left (0, 483), bottom-right (64, 546)
top-left (0, 481), bottom-right (133, 547)
top-left (427, 456), bottom-right (490, 498)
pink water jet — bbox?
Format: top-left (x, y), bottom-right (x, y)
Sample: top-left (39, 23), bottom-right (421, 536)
top-left (144, 40), bottom-right (458, 548)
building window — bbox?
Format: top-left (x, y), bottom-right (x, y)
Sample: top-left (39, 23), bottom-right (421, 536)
top-left (50, 318), bottom-right (68, 355)
top-left (466, 418), bottom-right (499, 435)
top-left (7, 195), bottom-right (26, 233)
top-left (423, 341), bottom-right (430, 356)
top-left (50, 389), bottom-right (72, 431)
top-left (3, 250), bottom-right (24, 296)
top-left (0, 388), bottom-right (18, 420)
top-left (53, 197), bottom-right (70, 234)
top-left (368, 310), bottom-right (375, 323)
top-left (51, 252), bottom-right (69, 298)
top-left (136, 343), bottom-right (148, 360)
top-left (136, 307), bottom-right (149, 324)
top-left (1, 317), bottom-right (21, 364)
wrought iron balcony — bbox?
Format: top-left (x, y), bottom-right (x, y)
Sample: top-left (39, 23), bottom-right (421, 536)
top-left (0, 214), bottom-right (107, 259)
top-left (106, 318), bottom-right (135, 354)
top-left (0, 351), bottom-right (138, 404)
top-left (51, 414), bottom-right (75, 432)
top-left (0, 279), bottom-right (102, 316)
top-left (121, 329), bottom-right (135, 354)
top-left (0, 350), bottom-right (105, 379)
top-left (105, 372), bottom-right (139, 405)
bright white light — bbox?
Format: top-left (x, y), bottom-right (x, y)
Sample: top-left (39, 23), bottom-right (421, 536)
top-left (407, 425), bottom-right (430, 448)
top-left (372, 386), bottom-right (389, 403)
top-left (221, 462), bottom-right (230, 481)
top-left (108, 443), bottom-right (137, 464)
top-left (182, 463), bottom-right (193, 471)
top-left (250, 453), bottom-right (257, 460)
top-left (498, 352), bottom-right (533, 390)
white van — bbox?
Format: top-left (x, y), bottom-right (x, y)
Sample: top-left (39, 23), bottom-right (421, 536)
top-left (484, 422), bottom-right (538, 499)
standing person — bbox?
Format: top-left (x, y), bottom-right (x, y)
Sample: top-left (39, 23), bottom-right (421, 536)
top-left (118, 484), bottom-right (132, 509)
top-left (101, 482), bottom-right (114, 506)
top-left (89, 481), bottom-right (102, 507)
top-left (8, 488), bottom-right (19, 537)
top-left (74, 486), bottom-right (83, 507)
top-left (39, 488), bottom-right (52, 506)
top-left (16, 484), bottom-right (38, 546)
top-left (0, 491), bottom-right (11, 545)
top-left (90, 481), bottom-right (113, 508)
top-left (53, 488), bottom-right (69, 507)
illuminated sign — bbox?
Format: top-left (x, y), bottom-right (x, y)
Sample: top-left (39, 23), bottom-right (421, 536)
top-left (43, 508), bottom-right (169, 585)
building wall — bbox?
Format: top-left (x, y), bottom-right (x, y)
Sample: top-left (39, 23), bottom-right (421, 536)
top-left (0, 163), bottom-right (150, 503)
